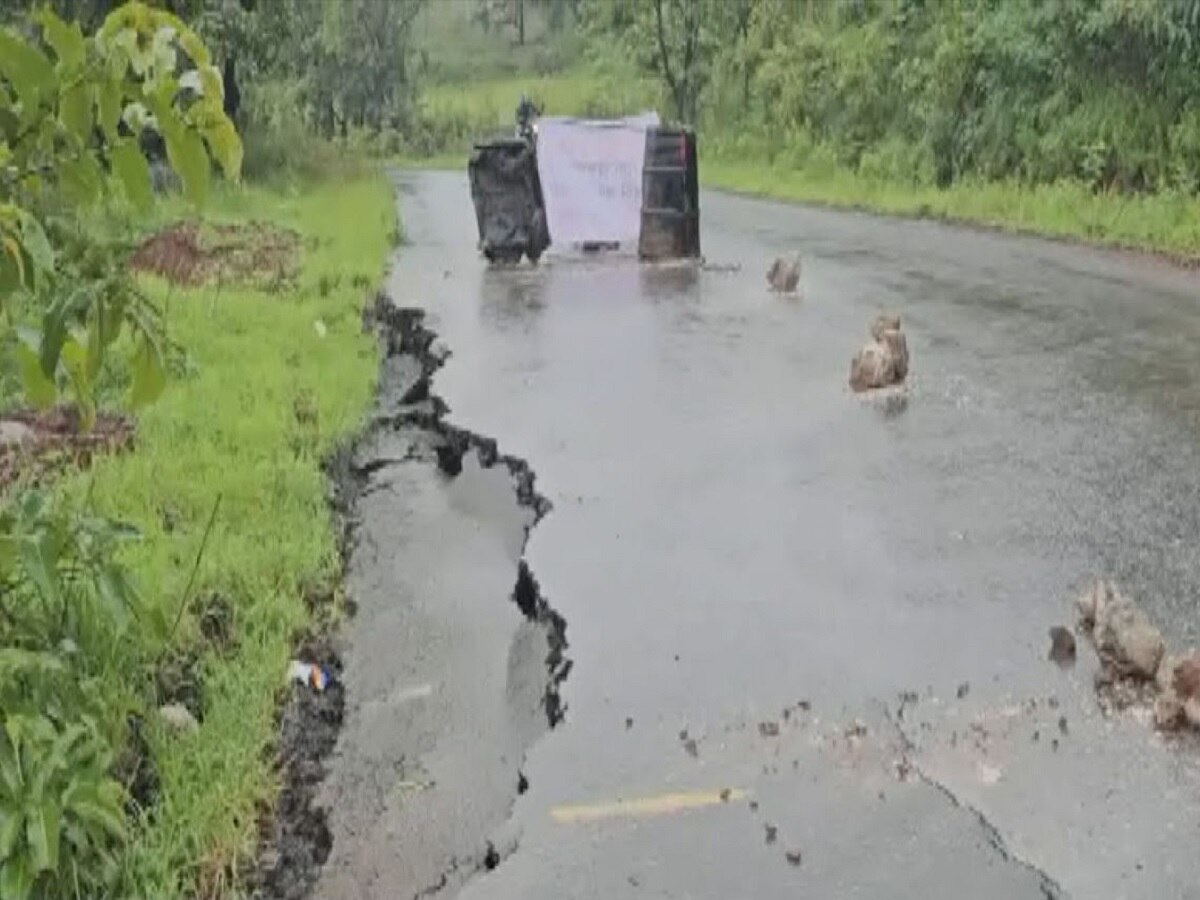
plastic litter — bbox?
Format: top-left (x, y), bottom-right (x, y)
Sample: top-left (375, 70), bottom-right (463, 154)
top-left (288, 660), bottom-right (330, 692)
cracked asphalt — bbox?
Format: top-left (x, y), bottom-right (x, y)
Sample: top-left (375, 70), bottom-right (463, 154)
top-left (318, 170), bottom-right (1200, 900)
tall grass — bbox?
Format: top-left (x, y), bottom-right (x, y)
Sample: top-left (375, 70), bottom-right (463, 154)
top-left (60, 174), bottom-right (394, 895)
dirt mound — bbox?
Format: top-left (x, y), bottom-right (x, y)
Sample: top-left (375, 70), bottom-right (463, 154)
top-left (0, 407), bottom-right (134, 492)
top-left (129, 221), bottom-right (300, 288)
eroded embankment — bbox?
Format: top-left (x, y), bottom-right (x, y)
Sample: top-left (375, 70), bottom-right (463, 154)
top-left (252, 292), bottom-right (569, 900)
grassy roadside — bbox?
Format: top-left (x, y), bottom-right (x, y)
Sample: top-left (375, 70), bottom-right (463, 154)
top-left (57, 172), bottom-right (393, 896)
top-left (703, 158), bottom-right (1200, 263)
top-left (409, 70), bottom-right (1200, 261)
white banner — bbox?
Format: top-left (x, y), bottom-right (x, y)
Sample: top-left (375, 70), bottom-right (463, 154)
top-left (535, 115), bottom-right (658, 246)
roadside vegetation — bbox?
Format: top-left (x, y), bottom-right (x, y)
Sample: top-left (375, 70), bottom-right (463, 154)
top-left (407, 0), bottom-right (1200, 259)
top-left (0, 1), bottom-right (398, 898)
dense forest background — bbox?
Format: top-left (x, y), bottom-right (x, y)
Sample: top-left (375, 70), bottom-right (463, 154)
top-left (13, 0), bottom-right (1200, 197)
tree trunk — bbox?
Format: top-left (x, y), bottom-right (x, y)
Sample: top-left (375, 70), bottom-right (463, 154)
top-left (517, 0), bottom-right (525, 45)
top-left (222, 55), bottom-right (241, 125)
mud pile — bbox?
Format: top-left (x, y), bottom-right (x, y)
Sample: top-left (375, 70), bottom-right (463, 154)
top-left (1071, 579), bottom-right (1200, 732)
top-left (850, 314), bottom-right (910, 393)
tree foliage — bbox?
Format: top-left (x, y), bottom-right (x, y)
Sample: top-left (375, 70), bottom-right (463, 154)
top-left (584, 0), bottom-right (1200, 193)
top-left (1, 2), bottom-right (241, 425)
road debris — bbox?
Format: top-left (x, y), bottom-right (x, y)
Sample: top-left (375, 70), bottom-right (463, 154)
top-left (158, 703), bottom-right (199, 735)
top-left (767, 254), bottom-right (801, 292)
top-left (849, 314), bottom-right (909, 393)
top-left (1048, 626), bottom-right (1076, 667)
top-left (288, 660), bottom-right (331, 692)
top-left (1071, 579), bottom-right (1200, 736)
top-left (759, 720), bottom-right (781, 738)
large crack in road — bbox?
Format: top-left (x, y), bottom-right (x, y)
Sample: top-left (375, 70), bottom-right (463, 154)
top-left (260, 291), bottom-right (570, 900)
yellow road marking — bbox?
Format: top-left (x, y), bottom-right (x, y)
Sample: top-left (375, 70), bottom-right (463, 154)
top-left (550, 789), bottom-right (746, 824)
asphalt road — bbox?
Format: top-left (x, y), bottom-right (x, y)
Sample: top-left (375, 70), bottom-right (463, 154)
top-left (317, 170), bottom-right (1200, 900)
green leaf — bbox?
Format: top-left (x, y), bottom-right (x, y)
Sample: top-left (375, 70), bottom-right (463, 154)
top-left (0, 810), bottom-right (21, 862)
top-left (201, 118), bottom-right (243, 180)
top-left (38, 10), bottom-right (86, 71)
top-left (59, 81), bottom-right (93, 142)
top-left (24, 804), bottom-right (58, 873)
top-left (85, 307), bottom-right (104, 381)
top-left (59, 155), bottom-right (104, 207)
top-left (177, 28), bottom-right (211, 67)
top-left (130, 334), bottom-right (166, 408)
top-left (95, 568), bottom-right (133, 626)
top-left (19, 536), bottom-right (58, 605)
top-left (13, 339), bottom-right (56, 410)
top-left (110, 140), bottom-right (153, 212)
top-left (16, 213), bottom-right (53, 283)
top-left (163, 120), bottom-right (209, 206)
top-left (60, 337), bottom-right (95, 433)
top-left (0, 29), bottom-right (55, 123)
top-left (0, 855), bottom-right (33, 900)
top-left (39, 298), bottom-right (75, 381)
top-left (95, 79), bottom-right (121, 140)
top-left (0, 238), bottom-right (25, 297)
top-left (61, 783), bottom-right (123, 840)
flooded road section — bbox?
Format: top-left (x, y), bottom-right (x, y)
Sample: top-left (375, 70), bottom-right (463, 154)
top-left (319, 170), bottom-right (1200, 899)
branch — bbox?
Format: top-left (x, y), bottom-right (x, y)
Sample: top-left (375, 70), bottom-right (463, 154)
top-left (653, 0), bottom-right (680, 101)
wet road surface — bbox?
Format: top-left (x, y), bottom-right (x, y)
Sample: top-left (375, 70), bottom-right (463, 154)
top-left (320, 170), bottom-right (1200, 899)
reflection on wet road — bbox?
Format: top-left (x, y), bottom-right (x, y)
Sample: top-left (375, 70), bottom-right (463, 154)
top-left (371, 171), bottom-right (1200, 899)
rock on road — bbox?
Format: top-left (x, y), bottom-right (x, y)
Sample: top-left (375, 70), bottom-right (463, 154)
top-left (317, 170), bottom-right (1200, 900)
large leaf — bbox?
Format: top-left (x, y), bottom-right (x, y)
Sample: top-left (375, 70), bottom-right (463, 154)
top-left (24, 804), bottom-right (58, 874)
top-left (59, 337), bottom-right (95, 433)
top-left (38, 10), bottom-right (86, 71)
top-left (59, 81), bottom-right (93, 143)
top-left (163, 117), bottom-right (209, 206)
top-left (130, 334), bottom-right (166, 408)
top-left (0, 809), bottom-right (20, 862)
top-left (16, 213), bottom-right (53, 284)
top-left (95, 79), bottom-right (121, 140)
top-left (61, 782), bottom-right (124, 840)
top-left (0, 30), bottom-right (55, 124)
top-left (0, 855), bottom-right (33, 900)
top-left (19, 535), bottom-right (58, 606)
top-left (109, 139), bottom-right (153, 212)
top-left (0, 237), bottom-right (25, 296)
top-left (58, 155), bottom-right (104, 207)
top-left (201, 118), bottom-right (243, 180)
top-left (39, 298), bottom-right (74, 380)
top-left (95, 567), bottom-right (134, 627)
top-left (13, 338), bottom-right (56, 410)
top-left (85, 306), bottom-right (104, 381)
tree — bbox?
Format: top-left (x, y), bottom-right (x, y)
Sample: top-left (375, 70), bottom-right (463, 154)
top-left (582, 0), bottom-right (725, 124)
top-left (0, 2), bottom-right (242, 425)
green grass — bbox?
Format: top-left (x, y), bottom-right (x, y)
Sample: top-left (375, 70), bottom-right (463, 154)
top-left (704, 157), bottom-right (1200, 261)
top-left (56, 173), bottom-right (394, 896)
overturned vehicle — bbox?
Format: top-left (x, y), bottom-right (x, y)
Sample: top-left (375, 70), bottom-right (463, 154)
top-left (467, 136), bottom-right (551, 265)
top-left (467, 105), bottom-right (699, 264)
